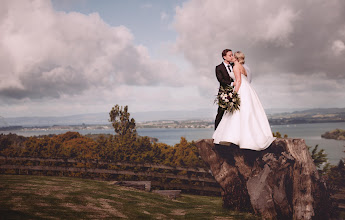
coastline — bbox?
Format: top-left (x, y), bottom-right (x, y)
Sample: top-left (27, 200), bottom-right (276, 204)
top-left (1, 122), bottom-right (345, 165)
top-left (2, 118), bottom-right (345, 132)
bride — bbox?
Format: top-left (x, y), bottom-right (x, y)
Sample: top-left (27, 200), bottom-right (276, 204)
top-left (212, 51), bottom-right (276, 151)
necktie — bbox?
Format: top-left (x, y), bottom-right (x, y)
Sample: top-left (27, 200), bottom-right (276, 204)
top-left (227, 65), bottom-right (231, 72)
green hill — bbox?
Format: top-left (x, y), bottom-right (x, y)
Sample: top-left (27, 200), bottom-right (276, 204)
top-left (0, 175), bottom-right (258, 219)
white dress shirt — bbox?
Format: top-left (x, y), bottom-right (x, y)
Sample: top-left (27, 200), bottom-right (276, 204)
top-left (223, 61), bottom-right (233, 73)
top-left (223, 62), bottom-right (233, 86)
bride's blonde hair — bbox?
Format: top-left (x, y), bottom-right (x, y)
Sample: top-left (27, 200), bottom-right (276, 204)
top-left (234, 51), bottom-right (245, 64)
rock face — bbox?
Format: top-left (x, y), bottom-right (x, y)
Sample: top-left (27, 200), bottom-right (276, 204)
top-left (195, 138), bottom-right (331, 220)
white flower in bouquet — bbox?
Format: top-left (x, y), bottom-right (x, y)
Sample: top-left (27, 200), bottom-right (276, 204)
top-left (215, 85), bottom-right (240, 113)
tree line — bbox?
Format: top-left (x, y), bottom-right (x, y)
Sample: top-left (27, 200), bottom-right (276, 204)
top-left (0, 132), bottom-right (206, 168)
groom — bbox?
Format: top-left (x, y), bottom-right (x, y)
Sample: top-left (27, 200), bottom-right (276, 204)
top-left (215, 49), bottom-right (235, 129)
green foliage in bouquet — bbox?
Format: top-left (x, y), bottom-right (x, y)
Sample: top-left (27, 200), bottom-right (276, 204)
top-left (215, 85), bottom-right (240, 113)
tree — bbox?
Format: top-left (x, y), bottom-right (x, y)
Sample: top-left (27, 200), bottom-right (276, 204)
top-left (326, 160), bottom-right (345, 194)
top-left (272, 132), bottom-right (288, 138)
top-left (306, 144), bottom-right (332, 177)
top-left (109, 105), bottom-right (136, 139)
top-left (308, 145), bottom-right (328, 168)
top-left (272, 132), bottom-right (282, 138)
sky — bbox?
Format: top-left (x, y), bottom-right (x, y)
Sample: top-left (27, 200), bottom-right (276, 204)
top-left (0, 0), bottom-right (345, 118)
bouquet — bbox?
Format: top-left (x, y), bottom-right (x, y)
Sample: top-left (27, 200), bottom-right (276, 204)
top-left (215, 85), bottom-right (240, 113)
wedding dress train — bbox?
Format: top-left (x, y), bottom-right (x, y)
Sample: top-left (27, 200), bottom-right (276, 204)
top-left (212, 71), bottom-right (275, 151)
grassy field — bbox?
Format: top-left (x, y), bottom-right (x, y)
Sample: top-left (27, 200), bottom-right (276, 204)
top-left (0, 175), bottom-right (259, 219)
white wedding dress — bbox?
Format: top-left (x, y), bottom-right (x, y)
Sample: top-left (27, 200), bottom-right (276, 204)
top-left (213, 70), bottom-right (276, 151)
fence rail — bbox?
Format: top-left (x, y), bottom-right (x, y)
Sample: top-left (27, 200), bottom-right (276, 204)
top-left (0, 156), bottom-right (221, 194)
top-left (0, 164), bottom-right (217, 183)
top-left (0, 156), bottom-right (209, 173)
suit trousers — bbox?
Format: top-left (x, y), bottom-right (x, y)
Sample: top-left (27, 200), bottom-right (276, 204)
top-left (215, 107), bottom-right (225, 130)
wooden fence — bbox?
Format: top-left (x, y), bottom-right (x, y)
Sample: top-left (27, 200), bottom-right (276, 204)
top-left (0, 156), bottom-right (221, 195)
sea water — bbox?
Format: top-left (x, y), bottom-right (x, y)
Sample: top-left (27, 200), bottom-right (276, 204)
top-left (2, 122), bottom-right (345, 165)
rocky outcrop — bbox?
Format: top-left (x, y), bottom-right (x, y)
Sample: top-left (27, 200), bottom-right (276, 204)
top-left (195, 138), bottom-right (331, 220)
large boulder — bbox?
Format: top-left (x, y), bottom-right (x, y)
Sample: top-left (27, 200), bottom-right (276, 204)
top-left (195, 138), bottom-right (331, 220)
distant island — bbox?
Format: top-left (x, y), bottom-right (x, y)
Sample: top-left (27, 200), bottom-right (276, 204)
top-left (321, 129), bottom-right (345, 140)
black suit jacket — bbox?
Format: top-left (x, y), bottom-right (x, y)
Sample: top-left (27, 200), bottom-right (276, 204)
top-left (215, 63), bottom-right (233, 92)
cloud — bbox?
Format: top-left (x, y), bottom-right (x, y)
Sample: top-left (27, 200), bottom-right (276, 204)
top-left (141, 3), bottom-right (153, 9)
top-left (0, 0), bottom-right (182, 100)
top-left (173, 0), bottom-right (345, 77)
top-left (1, 0), bottom-right (344, 118)
top-left (253, 72), bottom-right (345, 109)
top-left (172, 0), bottom-right (345, 109)
top-left (161, 11), bottom-right (169, 21)
top-left (0, 83), bottom-right (208, 117)
top-left (257, 7), bottom-right (298, 47)
top-left (332, 40), bottom-right (345, 55)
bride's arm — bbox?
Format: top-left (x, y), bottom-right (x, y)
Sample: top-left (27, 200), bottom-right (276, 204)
top-left (233, 66), bottom-right (241, 93)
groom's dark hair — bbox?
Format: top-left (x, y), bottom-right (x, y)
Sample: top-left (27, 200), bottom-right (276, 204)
top-left (222, 49), bottom-right (232, 60)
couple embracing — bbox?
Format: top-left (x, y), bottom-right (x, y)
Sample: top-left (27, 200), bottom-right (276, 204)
top-left (213, 49), bottom-right (276, 151)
